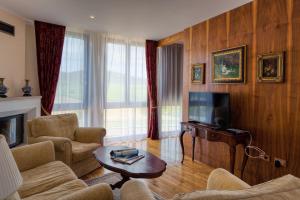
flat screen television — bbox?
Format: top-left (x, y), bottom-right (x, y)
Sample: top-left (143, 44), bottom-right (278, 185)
top-left (188, 92), bottom-right (230, 129)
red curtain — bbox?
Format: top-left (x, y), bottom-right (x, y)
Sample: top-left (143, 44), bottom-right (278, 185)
top-left (146, 40), bottom-right (159, 140)
top-left (35, 21), bottom-right (66, 115)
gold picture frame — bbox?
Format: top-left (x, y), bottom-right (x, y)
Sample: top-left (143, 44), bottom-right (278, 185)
top-left (191, 63), bottom-right (205, 84)
top-left (257, 52), bottom-right (284, 83)
top-left (212, 45), bottom-right (247, 83)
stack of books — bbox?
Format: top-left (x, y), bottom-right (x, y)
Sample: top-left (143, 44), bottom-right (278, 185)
top-left (110, 148), bottom-right (144, 165)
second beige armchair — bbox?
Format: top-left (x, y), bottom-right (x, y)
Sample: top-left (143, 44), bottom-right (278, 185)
top-left (27, 113), bottom-right (106, 177)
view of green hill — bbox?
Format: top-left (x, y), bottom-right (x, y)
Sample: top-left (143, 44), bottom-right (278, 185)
top-left (55, 70), bottom-right (147, 104)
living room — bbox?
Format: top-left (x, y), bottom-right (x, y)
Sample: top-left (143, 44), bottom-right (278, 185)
top-left (1, 0), bottom-right (300, 199)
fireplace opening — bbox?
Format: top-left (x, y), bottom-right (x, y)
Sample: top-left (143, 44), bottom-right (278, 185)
top-left (0, 114), bottom-right (24, 148)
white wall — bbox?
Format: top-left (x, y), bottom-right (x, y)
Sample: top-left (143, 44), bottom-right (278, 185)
top-left (0, 8), bottom-right (26, 97)
top-left (0, 9), bottom-right (40, 97)
top-left (25, 24), bottom-right (39, 96)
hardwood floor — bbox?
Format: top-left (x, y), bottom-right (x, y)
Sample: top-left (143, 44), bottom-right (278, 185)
top-left (82, 137), bottom-right (214, 199)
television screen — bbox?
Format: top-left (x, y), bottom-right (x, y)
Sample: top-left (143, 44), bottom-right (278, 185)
top-left (188, 92), bottom-right (230, 128)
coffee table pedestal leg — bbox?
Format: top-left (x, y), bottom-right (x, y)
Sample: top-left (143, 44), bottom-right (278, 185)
top-left (110, 174), bottom-right (130, 189)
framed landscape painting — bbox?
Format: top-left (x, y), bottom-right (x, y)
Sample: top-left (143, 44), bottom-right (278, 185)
top-left (191, 63), bottom-right (205, 84)
top-left (257, 52), bottom-right (284, 83)
top-left (212, 45), bottom-right (246, 83)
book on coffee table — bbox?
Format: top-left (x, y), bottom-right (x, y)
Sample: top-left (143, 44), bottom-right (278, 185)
top-left (112, 154), bottom-right (145, 165)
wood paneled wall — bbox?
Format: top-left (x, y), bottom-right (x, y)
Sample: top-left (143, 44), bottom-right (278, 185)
top-left (159, 0), bottom-right (300, 185)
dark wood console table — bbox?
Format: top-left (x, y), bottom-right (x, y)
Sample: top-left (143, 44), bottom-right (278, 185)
top-left (180, 122), bottom-right (250, 179)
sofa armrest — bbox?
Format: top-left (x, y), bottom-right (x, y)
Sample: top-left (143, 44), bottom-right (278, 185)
top-left (28, 136), bottom-right (72, 166)
top-left (207, 168), bottom-right (251, 190)
top-left (75, 127), bottom-right (106, 145)
top-left (11, 141), bottom-right (55, 172)
top-left (121, 180), bottom-right (155, 200)
top-left (28, 136), bottom-right (72, 152)
top-left (58, 183), bottom-right (113, 200)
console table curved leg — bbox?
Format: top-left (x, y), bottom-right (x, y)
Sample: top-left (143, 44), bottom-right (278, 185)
top-left (229, 145), bottom-right (236, 174)
top-left (180, 130), bottom-right (186, 163)
top-left (110, 174), bottom-right (130, 190)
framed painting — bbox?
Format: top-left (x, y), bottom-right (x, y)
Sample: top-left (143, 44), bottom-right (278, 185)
top-left (212, 45), bottom-right (247, 83)
top-left (257, 52), bottom-right (284, 83)
top-left (191, 63), bottom-right (205, 84)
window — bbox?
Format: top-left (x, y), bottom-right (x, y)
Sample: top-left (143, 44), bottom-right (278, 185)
top-left (105, 42), bottom-right (147, 107)
top-left (53, 32), bottom-right (147, 140)
top-left (105, 42), bottom-right (126, 106)
top-left (104, 40), bottom-right (147, 139)
top-left (53, 32), bottom-right (88, 126)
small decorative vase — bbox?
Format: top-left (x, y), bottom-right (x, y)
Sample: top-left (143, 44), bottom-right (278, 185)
top-left (0, 78), bottom-right (8, 98)
top-left (22, 79), bottom-right (32, 96)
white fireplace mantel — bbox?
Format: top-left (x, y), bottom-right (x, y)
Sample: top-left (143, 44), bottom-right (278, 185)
top-left (0, 96), bottom-right (42, 144)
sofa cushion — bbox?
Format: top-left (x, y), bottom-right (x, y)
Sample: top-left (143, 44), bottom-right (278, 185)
top-left (121, 180), bottom-right (155, 200)
top-left (18, 161), bottom-right (77, 198)
top-left (173, 175), bottom-right (300, 200)
top-left (72, 141), bottom-right (101, 163)
top-left (23, 179), bottom-right (87, 200)
top-left (30, 113), bottom-right (78, 140)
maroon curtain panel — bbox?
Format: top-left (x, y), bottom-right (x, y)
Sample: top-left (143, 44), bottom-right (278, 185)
top-left (146, 40), bottom-right (159, 140)
top-left (35, 21), bottom-right (66, 115)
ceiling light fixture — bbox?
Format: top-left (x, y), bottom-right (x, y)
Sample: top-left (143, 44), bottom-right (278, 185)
top-left (89, 15), bottom-right (96, 20)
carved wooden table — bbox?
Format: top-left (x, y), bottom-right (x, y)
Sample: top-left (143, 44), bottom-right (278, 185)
top-left (180, 122), bottom-right (250, 179)
top-left (93, 146), bottom-right (167, 189)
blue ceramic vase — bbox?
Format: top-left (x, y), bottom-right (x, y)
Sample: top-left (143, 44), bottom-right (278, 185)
top-left (22, 79), bottom-right (32, 96)
top-left (0, 78), bottom-right (8, 98)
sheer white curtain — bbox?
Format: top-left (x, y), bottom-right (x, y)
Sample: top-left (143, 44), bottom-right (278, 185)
top-left (86, 32), bottom-right (106, 127)
top-left (157, 44), bottom-right (183, 138)
top-left (104, 35), bottom-right (147, 142)
top-left (53, 31), bottom-right (88, 126)
top-left (54, 31), bottom-right (147, 141)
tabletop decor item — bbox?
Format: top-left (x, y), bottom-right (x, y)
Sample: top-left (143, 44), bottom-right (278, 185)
top-left (191, 63), bottom-right (205, 84)
top-left (110, 148), bottom-right (144, 165)
top-left (212, 45), bottom-right (247, 83)
top-left (0, 135), bottom-right (23, 200)
top-left (110, 148), bottom-right (139, 158)
top-left (22, 79), bottom-right (32, 96)
top-left (112, 154), bottom-right (145, 165)
top-left (0, 78), bottom-right (8, 98)
top-left (257, 52), bottom-right (284, 83)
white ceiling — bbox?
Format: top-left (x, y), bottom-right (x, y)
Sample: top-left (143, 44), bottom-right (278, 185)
top-left (0, 0), bottom-right (252, 40)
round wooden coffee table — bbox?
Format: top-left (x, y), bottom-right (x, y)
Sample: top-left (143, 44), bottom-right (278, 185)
top-left (93, 146), bottom-right (167, 189)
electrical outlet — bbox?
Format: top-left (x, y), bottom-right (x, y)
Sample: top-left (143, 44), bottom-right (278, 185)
top-left (274, 158), bottom-right (286, 168)
top-left (261, 154), bottom-right (270, 162)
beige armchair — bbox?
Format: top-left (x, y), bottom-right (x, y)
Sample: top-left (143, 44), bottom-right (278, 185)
top-left (11, 140), bottom-right (113, 200)
top-left (27, 113), bottom-right (106, 177)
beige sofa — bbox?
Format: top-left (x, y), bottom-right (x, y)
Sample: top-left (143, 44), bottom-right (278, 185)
top-left (121, 168), bottom-right (300, 200)
top-left (11, 140), bottom-right (113, 200)
top-left (27, 113), bottom-right (106, 177)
